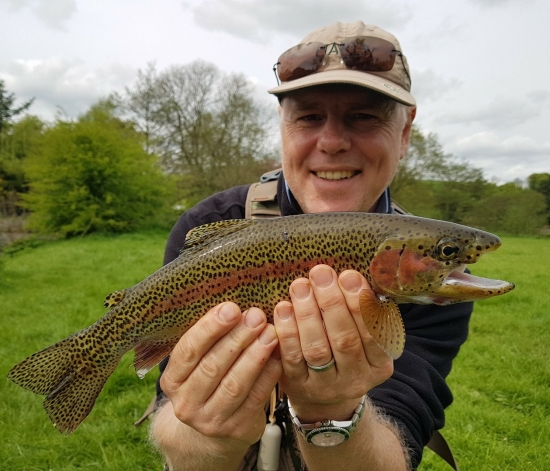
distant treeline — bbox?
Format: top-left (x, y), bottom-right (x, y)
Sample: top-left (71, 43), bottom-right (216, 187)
top-left (390, 127), bottom-right (549, 236)
top-left (0, 63), bottom-right (548, 239)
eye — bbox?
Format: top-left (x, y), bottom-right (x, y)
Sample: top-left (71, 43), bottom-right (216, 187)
top-left (436, 237), bottom-right (461, 260)
top-left (349, 112), bottom-right (380, 124)
top-left (298, 113), bottom-right (322, 122)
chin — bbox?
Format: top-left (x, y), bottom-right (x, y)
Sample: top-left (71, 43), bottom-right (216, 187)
top-left (305, 200), bottom-right (363, 214)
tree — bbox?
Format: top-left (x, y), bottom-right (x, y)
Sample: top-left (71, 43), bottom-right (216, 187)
top-left (0, 115), bottom-right (45, 216)
top-left (117, 63), bottom-right (164, 155)
top-left (23, 100), bottom-right (174, 236)
top-left (0, 80), bottom-right (34, 137)
top-left (122, 61), bottom-right (279, 206)
top-left (463, 183), bottom-right (547, 235)
top-left (0, 81), bottom-right (38, 216)
top-left (528, 173), bottom-right (550, 224)
top-left (391, 125), bottom-right (488, 222)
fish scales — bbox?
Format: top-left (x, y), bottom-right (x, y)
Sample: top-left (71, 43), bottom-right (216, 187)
top-left (8, 212), bottom-right (515, 434)
top-left (110, 213), bottom-right (375, 339)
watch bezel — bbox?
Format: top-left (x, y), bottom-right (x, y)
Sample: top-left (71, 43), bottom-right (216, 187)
top-left (305, 425), bottom-right (350, 446)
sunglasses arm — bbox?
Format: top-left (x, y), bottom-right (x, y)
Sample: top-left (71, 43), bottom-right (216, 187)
top-left (273, 63), bottom-right (281, 86)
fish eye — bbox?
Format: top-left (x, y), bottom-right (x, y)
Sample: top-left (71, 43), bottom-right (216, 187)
top-left (436, 237), bottom-right (461, 260)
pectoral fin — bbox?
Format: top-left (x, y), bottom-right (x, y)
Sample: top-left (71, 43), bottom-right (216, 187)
top-left (359, 290), bottom-right (405, 360)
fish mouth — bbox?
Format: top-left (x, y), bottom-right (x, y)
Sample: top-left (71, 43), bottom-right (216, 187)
top-left (314, 170), bottom-right (360, 181)
top-left (431, 264), bottom-right (515, 304)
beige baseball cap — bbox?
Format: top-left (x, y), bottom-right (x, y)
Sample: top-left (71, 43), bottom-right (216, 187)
top-left (268, 21), bottom-right (415, 106)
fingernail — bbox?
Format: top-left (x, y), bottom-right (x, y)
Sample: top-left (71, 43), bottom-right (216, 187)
top-left (245, 308), bottom-right (264, 328)
top-left (311, 266), bottom-right (334, 288)
top-left (276, 303), bottom-right (293, 320)
top-left (340, 272), bottom-right (362, 293)
top-left (219, 303), bottom-right (239, 322)
top-left (292, 281), bottom-right (311, 300)
top-left (259, 325), bottom-right (277, 345)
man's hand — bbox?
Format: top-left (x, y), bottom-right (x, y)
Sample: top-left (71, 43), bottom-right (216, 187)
top-left (159, 302), bottom-right (282, 457)
top-left (274, 265), bottom-right (394, 422)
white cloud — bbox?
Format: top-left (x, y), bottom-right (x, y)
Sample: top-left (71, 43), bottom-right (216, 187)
top-left (467, 0), bottom-right (516, 7)
top-left (411, 68), bottom-right (463, 103)
top-left (436, 93), bottom-right (549, 128)
top-left (0, 0), bottom-right (76, 30)
top-left (411, 16), bottom-right (466, 51)
top-left (0, 58), bottom-right (135, 119)
top-left (448, 131), bottom-right (550, 181)
top-left (453, 132), bottom-right (550, 157)
top-left (188, 0), bottom-right (413, 42)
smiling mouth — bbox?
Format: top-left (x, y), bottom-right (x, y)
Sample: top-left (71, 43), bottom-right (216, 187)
top-left (314, 170), bottom-right (359, 180)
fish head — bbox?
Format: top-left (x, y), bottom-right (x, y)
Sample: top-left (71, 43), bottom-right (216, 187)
top-left (368, 217), bottom-right (515, 305)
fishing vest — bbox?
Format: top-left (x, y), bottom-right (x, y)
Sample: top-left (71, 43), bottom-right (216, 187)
top-left (244, 169), bottom-right (460, 471)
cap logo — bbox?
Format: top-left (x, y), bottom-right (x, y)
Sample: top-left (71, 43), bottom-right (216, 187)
top-left (383, 83), bottom-right (402, 95)
top-left (326, 43), bottom-right (340, 56)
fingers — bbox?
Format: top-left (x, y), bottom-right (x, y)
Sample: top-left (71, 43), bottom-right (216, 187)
top-left (161, 302), bottom-right (243, 394)
top-left (275, 265), bottom-right (394, 404)
top-left (309, 266), bottom-right (366, 367)
top-left (283, 266), bottom-right (366, 371)
top-left (160, 302), bottom-right (282, 442)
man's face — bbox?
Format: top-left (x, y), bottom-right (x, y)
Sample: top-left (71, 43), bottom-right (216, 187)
top-left (279, 85), bottom-right (415, 214)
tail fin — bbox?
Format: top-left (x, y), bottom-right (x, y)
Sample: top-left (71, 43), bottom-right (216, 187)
top-left (8, 335), bottom-right (117, 434)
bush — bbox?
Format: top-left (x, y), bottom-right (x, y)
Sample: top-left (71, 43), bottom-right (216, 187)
top-left (23, 102), bottom-right (175, 237)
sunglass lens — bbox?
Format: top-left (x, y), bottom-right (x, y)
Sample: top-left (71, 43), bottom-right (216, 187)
top-left (277, 42), bottom-right (326, 82)
top-left (339, 37), bottom-right (397, 72)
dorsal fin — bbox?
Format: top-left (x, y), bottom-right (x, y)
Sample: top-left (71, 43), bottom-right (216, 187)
top-left (103, 289), bottom-right (126, 309)
top-left (180, 219), bottom-right (255, 254)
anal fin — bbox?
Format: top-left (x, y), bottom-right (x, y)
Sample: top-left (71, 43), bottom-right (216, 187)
top-left (359, 290), bottom-right (405, 360)
top-left (133, 340), bottom-right (178, 378)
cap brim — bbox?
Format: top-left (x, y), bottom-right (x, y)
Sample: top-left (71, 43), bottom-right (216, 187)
top-left (268, 69), bottom-right (416, 106)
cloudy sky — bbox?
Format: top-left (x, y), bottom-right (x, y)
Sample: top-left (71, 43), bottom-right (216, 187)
top-left (1, 0), bottom-right (548, 183)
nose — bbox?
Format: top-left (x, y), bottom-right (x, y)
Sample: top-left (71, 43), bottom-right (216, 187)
top-left (316, 117), bottom-right (351, 155)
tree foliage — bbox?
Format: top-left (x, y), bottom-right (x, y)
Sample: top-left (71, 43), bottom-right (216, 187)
top-left (0, 80), bottom-right (34, 137)
top-left (463, 183), bottom-right (547, 236)
top-left (1, 65), bottom-right (545, 239)
top-left (23, 101), bottom-right (174, 236)
top-left (527, 173), bottom-right (550, 224)
top-left (0, 115), bottom-right (44, 215)
top-left (121, 61), bottom-right (279, 206)
top-left (391, 125), bottom-right (546, 235)
top-left (0, 81), bottom-right (38, 217)
top-left (392, 125), bottom-right (487, 223)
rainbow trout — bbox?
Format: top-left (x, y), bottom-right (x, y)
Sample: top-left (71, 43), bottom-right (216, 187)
top-left (8, 213), bottom-right (514, 434)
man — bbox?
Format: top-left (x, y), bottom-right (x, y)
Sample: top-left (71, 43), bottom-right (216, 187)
top-left (150, 21), bottom-right (471, 470)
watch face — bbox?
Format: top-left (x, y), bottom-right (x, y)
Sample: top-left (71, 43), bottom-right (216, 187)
top-left (308, 427), bottom-right (350, 447)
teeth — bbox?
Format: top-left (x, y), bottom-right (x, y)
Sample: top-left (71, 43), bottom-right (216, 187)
top-left (316, 171), bottom-right (355, 180)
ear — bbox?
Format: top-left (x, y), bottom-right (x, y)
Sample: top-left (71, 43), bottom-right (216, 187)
top-left (400, 106), bottom-right (416, 160)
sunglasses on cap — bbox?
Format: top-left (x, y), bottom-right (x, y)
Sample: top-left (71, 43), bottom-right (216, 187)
top-left (272, 36), bottom-right (411, 86)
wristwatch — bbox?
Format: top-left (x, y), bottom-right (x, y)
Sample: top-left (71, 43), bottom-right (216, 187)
top-left (287, 395), bottom-right (367, 447)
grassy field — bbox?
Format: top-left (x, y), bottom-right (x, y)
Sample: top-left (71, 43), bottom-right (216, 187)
top-left (1, 232), bottom-right (548, 470)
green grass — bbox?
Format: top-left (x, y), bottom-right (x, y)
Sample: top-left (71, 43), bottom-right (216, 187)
top-left (419, 237), bottom-right (550, 470)
top-left (1, 231), bottom-right (169, 471)
top-left (1, 233), bottom-right (549, 470)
